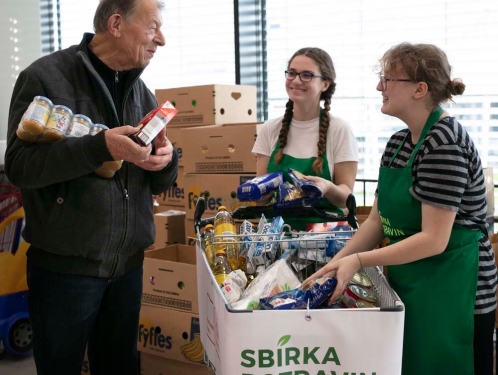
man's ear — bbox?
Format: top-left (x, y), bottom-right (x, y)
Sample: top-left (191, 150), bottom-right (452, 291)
top-left (413, 81), bottom-right (428, 99)
top-left (107, 14), bottom-right (123, 37)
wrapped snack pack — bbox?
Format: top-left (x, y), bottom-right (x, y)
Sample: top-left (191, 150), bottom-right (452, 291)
top-left (231, 259), bottom-right (301, 310)
top-left (287, 168), bottom-right (323, 200)
top-left (260, 276), bottom-right (337, 310)
top-left (237, 172), bottom-right (284, 201)
top-left (221, 269), bottom-right (248, 304)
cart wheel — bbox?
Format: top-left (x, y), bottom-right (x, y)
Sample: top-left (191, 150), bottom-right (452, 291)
top-left (0, 340), bottom-right (6, 360)
top-left (8, 318), bottom-right (33, 353)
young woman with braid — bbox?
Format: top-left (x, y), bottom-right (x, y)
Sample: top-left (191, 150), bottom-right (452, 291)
top-left (251, 47), bottom-right (358, 230)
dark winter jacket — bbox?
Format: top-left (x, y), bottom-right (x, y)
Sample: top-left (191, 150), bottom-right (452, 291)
top-left (5, 34), bottom-right (178, 278)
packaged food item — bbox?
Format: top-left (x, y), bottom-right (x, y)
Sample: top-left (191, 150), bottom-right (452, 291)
top-left (66, 114), bottom-right (92, 137)
top-left (20, 96), bottom-right (53, 135)
top-left (248, 216), bottom-right (284, 266)
top-left (212, 247), bottom-right (233, 286)
top-left (274, 182), bottom-right (317, 209)
top-left (260, 276), bottom-right (337, 310)
top-left (214, 206), bottom-right (245, 272)
top-left (16, 126), bottom-right (39, 143)
top-left (340, 284), bottom-right (378, 308)
top-left (231, 259), bottom-right (300, 311)
top-left (220, 269), bottom-right (248, 303)
top-left (42, 104), bottom-right (73, 142)
top-left (237, 172), bottom-right (284, 201)
top-left (349, 271), bottom-right (373, 289)
top-left (288, 168), bottom-right (323, 199)
top-left (89, 123), bottom-right (109, 136)
top-left (201, 224), bottom-right (215, 267)
top-left (130, 101), bottom-right (178, 146)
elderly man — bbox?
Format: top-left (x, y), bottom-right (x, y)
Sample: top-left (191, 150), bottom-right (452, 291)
top-left (5, 0), bottom-right (176, 374)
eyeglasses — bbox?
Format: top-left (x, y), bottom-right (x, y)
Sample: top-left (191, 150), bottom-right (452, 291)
top-left (379, 75), bottom-right (413, 91)
top-left (285, 70), bottom-right (326, 82)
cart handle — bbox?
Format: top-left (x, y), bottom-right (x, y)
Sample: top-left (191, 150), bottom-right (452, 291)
top-left (194, 194), bottom-right (359, 234)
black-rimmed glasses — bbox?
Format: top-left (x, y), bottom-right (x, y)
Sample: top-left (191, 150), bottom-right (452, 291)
top-left (285, 70), bottom-right (326, 82)
top-left (379, 75), bottom-right (413, 91)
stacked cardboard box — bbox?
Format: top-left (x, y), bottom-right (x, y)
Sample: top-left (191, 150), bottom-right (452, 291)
top-left (154, 84), bottom-right (260, 243)
top-left (147, 210), bottom-right (186, 250)
top-left (139, 245), bottom-right (210, 374)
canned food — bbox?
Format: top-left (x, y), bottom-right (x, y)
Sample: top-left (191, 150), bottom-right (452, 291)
top-left (66, 114), bottom-right (92, 137)
top-left (20, 96), bottom-right (53, 135)
top-left (349, 271), bottom-right (373, 289)
top-left (90, 123), bottom-right (109, 136)
top-left (353, 300), bottom-right (376, 308)
top-left (43, 105), bottom-right (73, 142)
top-left (340, 284), bottom-right (378, 308)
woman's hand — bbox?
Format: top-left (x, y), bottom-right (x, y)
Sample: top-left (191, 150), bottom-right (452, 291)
top-left (303, 253), bottom-right (362, 305)
top-left (303, 175), bottom-right (330, 195)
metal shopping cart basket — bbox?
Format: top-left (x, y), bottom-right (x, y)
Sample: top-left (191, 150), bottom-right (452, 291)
top-left (0, 184), bottom-right (32, 358)
top-left (193, 195), bottom-right (404, 375)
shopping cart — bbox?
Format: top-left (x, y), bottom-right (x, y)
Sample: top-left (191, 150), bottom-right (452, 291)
top-left (0, 184), bottom-right (32, 359)
top-left (193, 195), bottom-right (405, 375)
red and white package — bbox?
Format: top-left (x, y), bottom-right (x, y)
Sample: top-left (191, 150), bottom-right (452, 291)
top-left (131, 101), bottom-right (178, 146)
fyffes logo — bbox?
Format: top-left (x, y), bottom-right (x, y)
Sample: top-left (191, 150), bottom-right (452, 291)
top-left (240, 335), bottom-right (377, 375)
top-left (187, 187), bottom-right (222, 211)
top-left (138, 324), bottom-right (172, 350)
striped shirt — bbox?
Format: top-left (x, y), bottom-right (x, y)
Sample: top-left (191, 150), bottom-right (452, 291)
top-left (379, 116), bottom-right (497, 314)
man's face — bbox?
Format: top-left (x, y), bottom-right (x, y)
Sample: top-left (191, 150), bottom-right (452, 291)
top-left (118, 0), bottom-right (165, 69)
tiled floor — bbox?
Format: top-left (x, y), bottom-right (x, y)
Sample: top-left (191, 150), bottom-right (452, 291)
top-left (0, 352), bottom-right (36, 375)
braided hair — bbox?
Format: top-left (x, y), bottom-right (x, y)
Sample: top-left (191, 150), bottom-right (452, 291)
top-left (274, 47), bottom-right (337, 175)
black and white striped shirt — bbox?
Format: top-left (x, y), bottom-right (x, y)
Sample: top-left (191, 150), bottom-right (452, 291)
top-left (379, 116), bottom-right (497, 314)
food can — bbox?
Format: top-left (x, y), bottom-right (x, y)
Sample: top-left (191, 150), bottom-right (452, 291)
top-left (353, 300), bottom-right (376, 308)
top-left (20, 96), bottom-right (54, 135)
top-left (349, 271), bottom-right (373, 289)
top-left (340, 284), bottom-right (378, 308)
top-left (66, 114), bottom-right (92, 137)
top-left (43, 105), bottom-right (73, 142)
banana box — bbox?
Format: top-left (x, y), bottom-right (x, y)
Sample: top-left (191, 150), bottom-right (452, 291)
top-left (142, 245), bottom-right (198, 314)
top-left (140, 353), bottom-right (210, 375)
top-left (138, 304), bottom-right (205, 365)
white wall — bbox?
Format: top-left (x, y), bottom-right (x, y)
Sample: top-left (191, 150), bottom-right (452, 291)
top-left (0, 0), bottom-right (41, 165)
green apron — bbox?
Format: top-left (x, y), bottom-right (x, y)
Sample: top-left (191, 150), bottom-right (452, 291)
top-left (266, 113), bottom-right (343, 231)
top-left (378, 107), bottom-right (479, 375)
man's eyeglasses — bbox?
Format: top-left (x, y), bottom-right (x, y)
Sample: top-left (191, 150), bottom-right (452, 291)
top-left (379, 75), bottom-right (413, 91)
top-left (285, 70), bottom-right (326, 82)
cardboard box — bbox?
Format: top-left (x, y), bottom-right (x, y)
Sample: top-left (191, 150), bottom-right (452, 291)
top-left (154, 204), bottom-right (181, 214)
top-left (181, 123), bottom-right (262, 174)
top-left (155, 167), bottom-right (185, 207)
top-left (142, 245), bottom-right (198, 314)
top-left (484, 168), bottom-right (494, 215)
top-left (184, 173), bottom-right (256, 220)
top-left (185, 219), bottom-right (197, 247)
top-left (148, 211), bottom-right (186, 251)
top-left (155, 84), bottom-right (257, 127)
top-left (138, 305), bottom-right (204, 365)
top-left (167, 127), bottom-right (186, 168)
top-left (140, 353), bottom-right (211, 375)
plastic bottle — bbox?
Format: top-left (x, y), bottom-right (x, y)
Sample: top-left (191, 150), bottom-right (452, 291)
top-left (212, 248), bottom-right (233, 286)
top-left (214, 206), bottom-right (246, 272)
top-left (201, 224), bottom-right (215, 267)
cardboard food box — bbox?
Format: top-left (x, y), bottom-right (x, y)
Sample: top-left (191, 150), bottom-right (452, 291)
top-left (138, 305), bottom-right (204, 365)
top-left (167, 127), bottom-right (185, 167)
top-left (148, 210), bottom-right (186, 251)
top-left (181, 123), bottom-right (262, 174)
top-left (155, 84), bottom-right (257, 127)
top-left (140, 353), bottom-right (211, 375)
top-left (142, 245), bottom-right (198, 314)
top-left (183, 173), bottom-right (256, 220)
top-left (155, 167), bottom-right (185, 208)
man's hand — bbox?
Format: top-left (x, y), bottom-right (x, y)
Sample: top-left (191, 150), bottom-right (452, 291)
top-left (134, 127), bottom-right (174, 171)
top-left (105, 125), bottom-right (152, 163)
